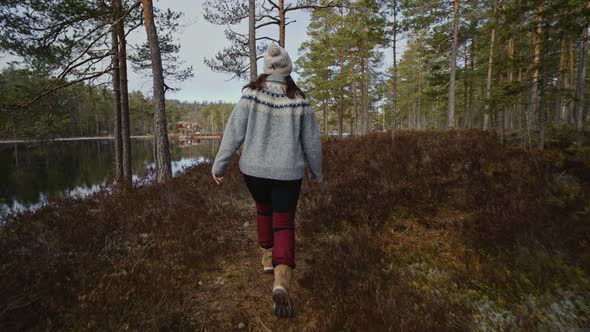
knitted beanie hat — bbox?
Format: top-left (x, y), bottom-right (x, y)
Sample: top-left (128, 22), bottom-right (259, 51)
top-left (263, 44), bottom-right (292, 78)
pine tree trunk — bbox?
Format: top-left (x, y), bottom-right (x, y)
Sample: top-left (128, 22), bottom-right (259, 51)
top-left (338, 89), bottom-right (344, 136)
top-left (360, 54), bottom-right (366, 134)
top-left (115, 0), bottom-right (132, 186)
top-left (575, 26), bottom-right (588, 145)
top-left (416, 76), bottom-right (422, 129)
top-left (498, 68), bottom-right (505, 144)
top-left (556, 38), bottom-right (566, 122)
top-left (110, 27), bottom-right (123, 181)
top-left (568, 34), bottom-right (576, 123)
top-left (536, 5), bottom-right (545, 149)
top-left (153, 133), bottom-right (157, 169)
top-left (353, 80), bottom-right (358, 135)
top-left (462, 42), bottom-right (468, 128)
top-left (249, 0), bottom-right (257, 81)
top-left (538, 67), bottom-right (546, 150)
top-left (507, 37), bottom-right (514, 130)
top-left (323, 100), bottom-right (328, 135)
top-left (338, 51), bottom-right (344, 136)
top-left (529, 5), bottom-right (543, 135)
top-left (391, 0), bottom-right (398, 142)
top-left (352, 107), bottom-right (356, 134)
top-left (516, 68), bottom-right (523, 130)
top-left (361, 52), bottom-right (369, 135)
top-left (141, 0), bottom-right (172, 182)
top-left (483, 0), bottom-right (497, 130)
top-left (447, 0), bottom-right (459, 130)
top-left (468, 36), bottom-right (475, 128)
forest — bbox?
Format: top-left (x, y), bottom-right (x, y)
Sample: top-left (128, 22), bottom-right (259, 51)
top-left (0, 0), bottom-right (589, 330)
top-left (0, 65), bottom-right (234, 139)
top-left (205, 0), bottom-right (589, 148)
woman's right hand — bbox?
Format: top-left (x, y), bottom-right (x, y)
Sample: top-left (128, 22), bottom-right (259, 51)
top-left (212, 174), bottom-right (224, 186)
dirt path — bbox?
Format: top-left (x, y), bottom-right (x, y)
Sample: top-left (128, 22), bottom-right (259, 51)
top-left (189, 201), bottom-right (322, 331)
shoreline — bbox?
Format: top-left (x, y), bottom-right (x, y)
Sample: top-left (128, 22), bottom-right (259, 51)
top-left (0, 135), bottom-right (153, 144)
top-left (0, 134), bottom-right (222, 144)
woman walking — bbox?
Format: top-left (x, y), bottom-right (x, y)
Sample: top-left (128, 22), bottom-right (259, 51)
top-left (211, 44), bottom-right (323, 318)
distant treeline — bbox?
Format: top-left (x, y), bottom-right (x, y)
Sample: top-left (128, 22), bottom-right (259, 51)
top-left (0, 66), bottom-right (234, 140)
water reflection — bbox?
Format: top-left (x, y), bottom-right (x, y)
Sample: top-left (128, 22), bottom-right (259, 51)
top-left (0, 138), bottom-right (219, 218)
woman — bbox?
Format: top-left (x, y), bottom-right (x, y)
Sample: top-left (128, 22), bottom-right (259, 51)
top-left (211, 44), bottom-right (323, 318)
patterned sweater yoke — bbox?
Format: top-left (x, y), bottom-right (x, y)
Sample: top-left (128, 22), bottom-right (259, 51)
top-left (211, 79), bottom-right (323, 182)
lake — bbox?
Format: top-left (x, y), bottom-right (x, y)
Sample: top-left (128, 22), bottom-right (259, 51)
top-left (0, 138), bottom-right (220, 218)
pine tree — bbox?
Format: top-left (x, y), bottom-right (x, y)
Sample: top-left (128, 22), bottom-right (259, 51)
top-left (141, 0), bottom-right (172, 182)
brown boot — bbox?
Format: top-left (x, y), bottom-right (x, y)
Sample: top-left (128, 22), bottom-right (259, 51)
top-left (272, 264), bottom-right (294, 318)
top-left (261, 247), bottom-right (274, 273)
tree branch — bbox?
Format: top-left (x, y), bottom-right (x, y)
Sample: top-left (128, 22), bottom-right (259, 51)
top-left (20, 67), bottom-right (112, 108)
top-left (256, 21), bottom-right (280, 29)
top-left (284, 1), bottom-right (340, 13)
top-left (260, 1), bottom-right (273, 13)
top-left (256, 36), bottom-right (279, 43)
top-left (125, 20), bottom-right (144, 38)
top-left (267, 0), bottom-right (281, 10)
top-left (15, 0), bottom-right (142, 109)
top-left (108, 0), bottom-right (142, 28)
top-left (226, 26), bottom-right (247, 38)
top-left (164, 83), bottom-right (177, 92)
top-left (226, 64), bottom-right (250, 82)
top-left (68, 52), bottom-right (111, 76)
top-left (255, 14), bottom-right (280, 22)
top-left (57, 29), bottom-right (110, 82)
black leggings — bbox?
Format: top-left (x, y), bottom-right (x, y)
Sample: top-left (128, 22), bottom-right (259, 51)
top-left (242, 173), bottom-right (303, 213)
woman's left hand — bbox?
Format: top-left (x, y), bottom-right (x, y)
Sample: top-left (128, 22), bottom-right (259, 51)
top-left (212, 174), bottom-right (224, 186)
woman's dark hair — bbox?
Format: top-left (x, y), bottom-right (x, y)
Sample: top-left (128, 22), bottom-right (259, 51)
top-left (244, 73), bottom-right (306, 99)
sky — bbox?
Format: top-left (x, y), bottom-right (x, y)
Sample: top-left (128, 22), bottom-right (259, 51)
top-left (127, 0), bottom-right (315, 103)
top-left (0, 0), bottom-right (394, 103)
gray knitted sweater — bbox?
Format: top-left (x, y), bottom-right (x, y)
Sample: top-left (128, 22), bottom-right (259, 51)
top-left (211, 78), bottom-right (323, 182)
